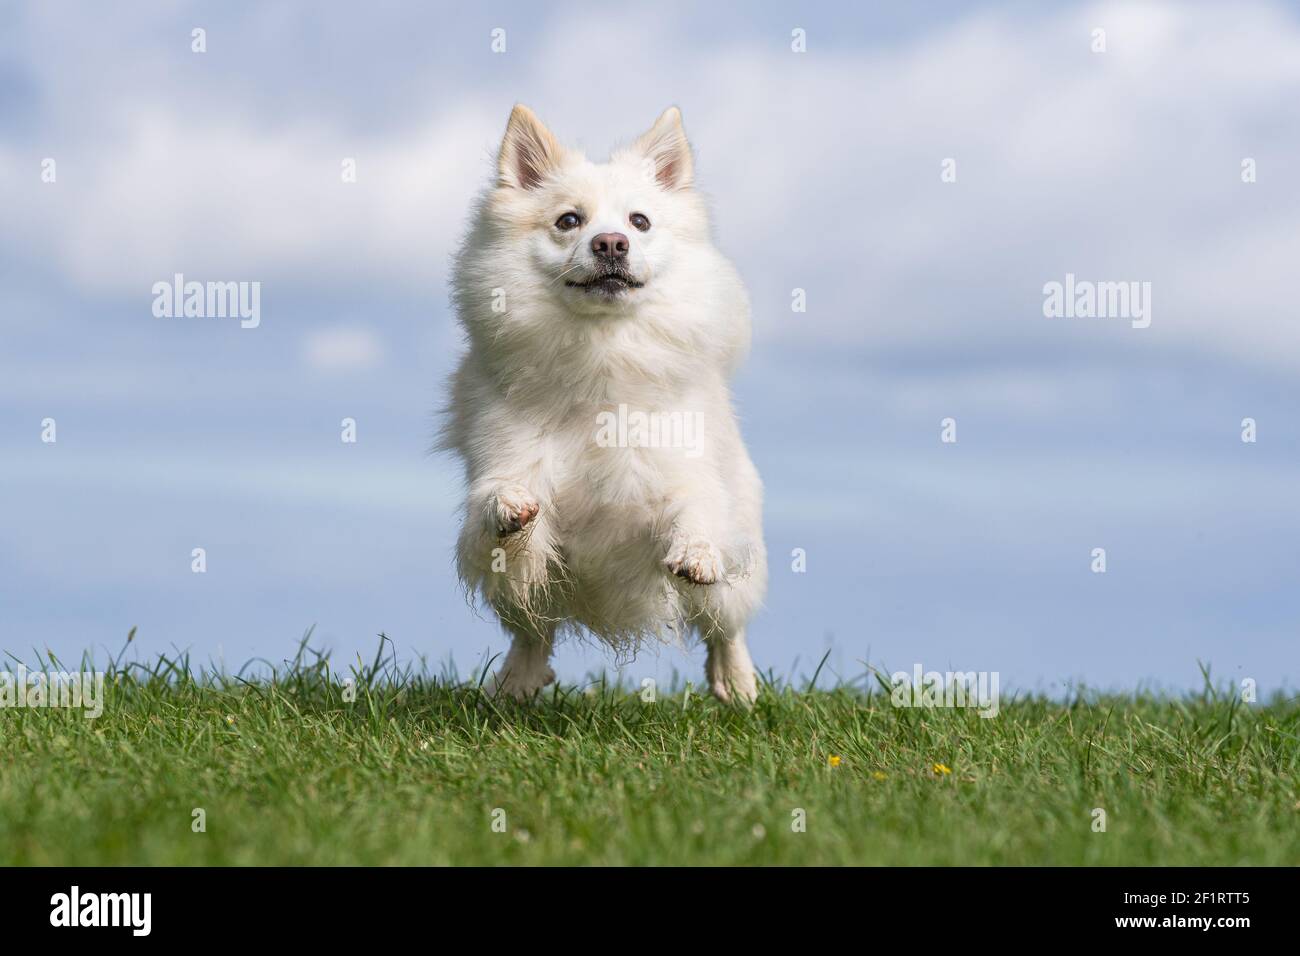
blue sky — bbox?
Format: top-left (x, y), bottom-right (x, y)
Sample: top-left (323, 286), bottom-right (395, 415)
top-left (2, 0), bottom-right (1298, 693)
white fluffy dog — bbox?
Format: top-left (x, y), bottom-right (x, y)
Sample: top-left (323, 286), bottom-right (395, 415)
top-left (443, 105), bottom-right (766, 702)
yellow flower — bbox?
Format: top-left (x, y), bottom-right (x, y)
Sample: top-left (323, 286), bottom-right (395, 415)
top-left (872, 771), bottom-right (887, 781)
top-left (932, 762), bottom-right (952, 775)
top-left (828, 755), bottom-right (842, 767)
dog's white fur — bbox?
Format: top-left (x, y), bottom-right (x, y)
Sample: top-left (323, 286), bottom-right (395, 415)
top-left (442, 105), bottom-right (766, 702)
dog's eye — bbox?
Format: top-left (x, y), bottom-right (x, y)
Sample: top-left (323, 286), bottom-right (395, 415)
top-left (629, 213), bottom-right (651, 232)
top-left (555, 212), bottom-right (582, 231)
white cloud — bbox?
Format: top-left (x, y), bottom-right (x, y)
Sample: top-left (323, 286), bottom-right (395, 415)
top-left (671, 1), bottom-right (1300, 370)
top-left (302, 325), bottom-right (385, 373)
top-left (5, 0), bottom-right (1300, 371)
top-left (1, 107), bottom-right (494, 294)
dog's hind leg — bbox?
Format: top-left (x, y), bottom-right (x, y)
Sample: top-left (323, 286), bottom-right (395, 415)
top-left (703, 626), bottom-right (758, 704)
top-left (488, 619), bottom-right (557, 702)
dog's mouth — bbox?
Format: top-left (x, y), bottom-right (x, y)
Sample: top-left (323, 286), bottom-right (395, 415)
top-left (564, 270), bottom-right (645, 296)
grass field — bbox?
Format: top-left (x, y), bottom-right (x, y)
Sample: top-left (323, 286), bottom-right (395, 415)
top-left (1, 638), bottom-right (1297, 866)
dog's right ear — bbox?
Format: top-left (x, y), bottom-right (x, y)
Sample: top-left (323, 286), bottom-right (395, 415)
top-left (497, 105), bottom-right (563, 190)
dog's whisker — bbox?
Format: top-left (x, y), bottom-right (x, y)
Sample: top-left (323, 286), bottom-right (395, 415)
top-left (550, 263), bottom-right (585, 286)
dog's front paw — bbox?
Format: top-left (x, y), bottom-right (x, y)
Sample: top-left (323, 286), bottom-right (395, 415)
top-left (664, 537), bottom-right (722, 585)
top-left (490, 484), bottom-right (540, 536)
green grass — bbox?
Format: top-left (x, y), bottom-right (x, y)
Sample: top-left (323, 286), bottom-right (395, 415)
top-left (1, 637), bottom-right (1297, 865)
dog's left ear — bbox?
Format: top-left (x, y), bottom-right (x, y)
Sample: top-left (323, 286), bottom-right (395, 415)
top-left (632, 107), bottom-right (693, 191)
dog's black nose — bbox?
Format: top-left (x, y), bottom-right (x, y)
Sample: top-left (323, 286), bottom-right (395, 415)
top-left (591, 232), bottom-right (629, 260)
